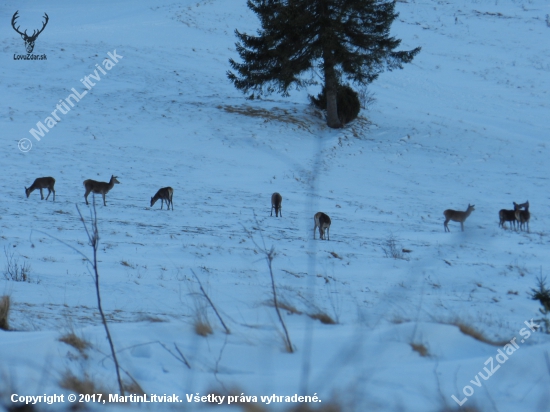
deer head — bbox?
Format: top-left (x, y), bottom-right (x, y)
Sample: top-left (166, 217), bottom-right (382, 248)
top-left (12, 11), bottom-right (49, 54)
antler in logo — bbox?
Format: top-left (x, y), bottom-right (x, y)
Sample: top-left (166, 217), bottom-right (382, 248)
top-left (12, 11), bottom-right (49, 54)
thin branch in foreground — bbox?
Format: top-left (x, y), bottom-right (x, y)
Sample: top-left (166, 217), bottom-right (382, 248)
top-left (75, 197), bottom-right (124, 395)
top-left (250, 213), bottom-right (293, 353)
top-left (156, 341), bottom-right (191, 369)
top-left (191, 269), bottom-right (230, 334)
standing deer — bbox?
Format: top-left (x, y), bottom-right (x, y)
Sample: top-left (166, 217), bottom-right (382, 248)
top-left (313, 212), bottom-right (331, 240)
top-left (271, 192), bottom-right (282, 217)
top-left (499, 202), bottom-right (521, 229)
top-left (515, 201), bottom-right (530, 232)
top-left (151, 187), bottom-right (174, 210)
top-left (25, 177), bottom-right (55, 201)
top-left (11, 11), bottom-right (49, 54)
top-left (443, 204), bottom-right (475, 232)
top-left (83, 175), bottom-right (120, 206)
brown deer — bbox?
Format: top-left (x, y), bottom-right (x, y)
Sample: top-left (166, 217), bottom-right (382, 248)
top-left (499, 202), bottom-right (521, 229)
top-left (271, 192), bottom-right (282, 217)
top-left (313, 212), bottom-right (331, 240)
top-left (25, 177), bottom-right (55, 201)
top-left (515, 201), bottom-right (530, 232)
top-left (83, 175), bottom-right (120, 206)
top-left (443, 204), bottom-right (475, 232)
top-left (151, 187), bottom-right (173, 210)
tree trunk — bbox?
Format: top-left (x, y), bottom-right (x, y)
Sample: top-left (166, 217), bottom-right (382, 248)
top-left (324, 64), bottom-right (341, 129)
top-left (320, 2), bottom-right (341, 130)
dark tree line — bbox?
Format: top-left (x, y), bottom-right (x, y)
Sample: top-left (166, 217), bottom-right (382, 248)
top-left (228, 0), bottom-right (421, 128)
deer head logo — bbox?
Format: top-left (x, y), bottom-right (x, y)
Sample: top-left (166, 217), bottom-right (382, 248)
top-left (11, 11), bottom-right (49, 54)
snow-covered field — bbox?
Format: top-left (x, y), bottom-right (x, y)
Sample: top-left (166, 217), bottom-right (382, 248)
top-left (1, 0), bottom-right (550, 410)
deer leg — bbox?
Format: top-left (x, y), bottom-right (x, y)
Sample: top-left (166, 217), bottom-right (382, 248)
top-left (444, 219), bottom-right (450, 232)
top-left (84, 191), bottom-right (90, 205)
top-left (327, 227), bottom-right (330, 241)
top-left (52, 188), bottom-right (55, 202)
top-left (461, 222), bottom-right (464, 232)
top-left (39, 188), bottom-right (44, 200)
top-left (161, 199), bottom-right (164, 210)
top-left (102, 193), bottom-right (106, 206)
top-left (45, 189), bottom-right (51, 200)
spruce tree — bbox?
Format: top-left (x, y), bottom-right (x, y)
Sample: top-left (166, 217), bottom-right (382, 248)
top-left (228, 0), bottom-right (421, 128)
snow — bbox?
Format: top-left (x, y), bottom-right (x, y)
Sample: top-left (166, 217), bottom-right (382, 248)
top-left (1, 0), bottom-right (550, 410)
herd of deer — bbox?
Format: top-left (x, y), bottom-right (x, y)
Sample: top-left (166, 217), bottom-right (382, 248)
top-left (443, 201), bottom-right (531, 233)
top-left (25, 176), bottom-right (174, 210)
top-left (24, 177), bottom-right (530, 239)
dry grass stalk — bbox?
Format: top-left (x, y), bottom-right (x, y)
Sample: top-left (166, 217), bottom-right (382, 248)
top-left (0, 295), bottom-right (10, 330)
top-left (218, 104), bottom-right (312, 131)
top-left (308, 312), bottom-right (336, 325)
top-left (123, 379), bottom-right (145, 395)
top-left (265, 300), bottom-right (302, 315)
top-left (410, 342), bottom-right (429, 357)
top-left (139, 315), bottom-right (165, 323)
top-left (59, 333), bottom-right (91, 358)
top-left (454, 322), bottom-right (509, 346)
top-left (60, 371), bottom-right (107, 396)
top-left (194, 320), bottom-right (213, 337)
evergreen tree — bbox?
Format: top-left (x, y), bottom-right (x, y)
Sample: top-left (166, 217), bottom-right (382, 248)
top-left (228, 0), bottom-right (421, 128)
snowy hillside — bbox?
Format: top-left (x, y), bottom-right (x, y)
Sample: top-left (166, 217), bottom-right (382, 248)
top-left (1, 0), bottom-right (550, 411)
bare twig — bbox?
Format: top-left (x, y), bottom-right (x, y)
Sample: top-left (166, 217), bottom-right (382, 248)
top-left (174, 344), bottom-right (192, 369)
top-left (75, 196), bottom-right (124, 395)
top-left (191, 269), bottom-right (230, 334)
top-left (250, 212), bottom-right (293, 353)
top-left (3, 247), bottom-right (32, 282)
top-left (157, 341), bottom-right (191, 369)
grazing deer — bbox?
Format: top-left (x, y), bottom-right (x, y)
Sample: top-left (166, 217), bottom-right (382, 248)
top-left (313, 212), bottom-right (331, 240)
top-left (515, 201), bottom-right (530, 232)
top-left (83, 175), bottom-right (120, 206)
top-left (443, 204), bottom-right (475, 232)
top-left (25, 177), bottom-right (55, 201)
top-left (151, 187), bottom-right (174, 210)
top-left (499, 202), bottom-right (521, 229)
top-left (271, 192), bottom-right (282, 217)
